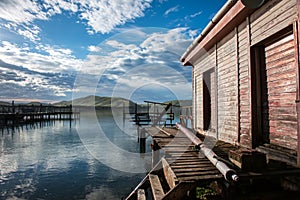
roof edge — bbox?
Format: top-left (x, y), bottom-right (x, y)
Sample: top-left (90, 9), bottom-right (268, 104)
top-left (180, 0), bottom-right (238, 65)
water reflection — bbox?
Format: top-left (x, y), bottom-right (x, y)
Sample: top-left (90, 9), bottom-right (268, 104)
top-left (0, 110), bottom-right (149, 199)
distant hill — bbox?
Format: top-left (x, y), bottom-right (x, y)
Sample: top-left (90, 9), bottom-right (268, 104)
top-left (54, 95), bottom-right (136, 108)
top-left (0, 101), bottom-right (11, 106)
top-left (1, 97), bottom-right (192, 108)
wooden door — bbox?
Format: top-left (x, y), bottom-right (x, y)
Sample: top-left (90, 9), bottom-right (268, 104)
top-left (263, 34), bottom-right (298, 150)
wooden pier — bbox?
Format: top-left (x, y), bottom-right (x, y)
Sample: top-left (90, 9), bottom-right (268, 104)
top-left (126, 127), bottom-right (300, 200)
top-left (0, 103), bottom-right (80, 131)
top-left (123, 101), bottom-right (180, 128)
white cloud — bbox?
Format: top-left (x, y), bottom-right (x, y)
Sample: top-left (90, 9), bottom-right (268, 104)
top-left (188, 29), bottom-right (200, 39)
top-left (0, 0), bottom-right (153, 39)
top-left (17, 24), bottom-right (41, 42)
top-left (0, 27), bottom-right (193, 101)
top-left (0, 0), bottom-right (47, 24)
top-left (190, 11), bottom-right (202, 18)
top-left (164, 5), bottom-right (179, 16)
top-left (78, 0), bottom-right (152, 34)
top-left (76, 28), bottom-right (193, 100)
top-left (0, 41), bottom-right (82, 73)
top-left (140, 28), bottom-right (191, 55)
top-left (88, 45), bottom-right (102, 52)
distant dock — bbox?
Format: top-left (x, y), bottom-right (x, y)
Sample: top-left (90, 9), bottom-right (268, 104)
top-left (0, 102), bottom-right (80, 131)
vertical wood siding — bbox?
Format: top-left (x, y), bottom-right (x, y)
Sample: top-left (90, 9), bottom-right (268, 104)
top-left (191, 0), bottom-right (298, 150)
top-left (194, 47), bottom-right (216, 132)
top-left (210, 71), bottom-right (216, 132)
top-left (217, 31), bottom-right (238, 143)
top-left (265, 34), bottom-right (298, 150)
top-left (195, 74), bottom-right (203, 129)
top-left (238, 20), bottom-right (251, 147)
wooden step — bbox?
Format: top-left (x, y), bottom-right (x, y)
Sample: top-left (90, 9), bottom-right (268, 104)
top-left (137, 189), bottom-right (146, 200)
top-left (149, 174), bottom-right (165, 200)
top-left (161, 158), bottom-right (178, 189)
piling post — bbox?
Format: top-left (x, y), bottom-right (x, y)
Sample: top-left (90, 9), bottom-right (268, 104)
top-left (139, 128), bottom-right (146, 153)
top-left (151, 141), bottom-right (160, 168)
top-left (12, 100), bottom-right (15, 113)
top-left (123, 102), bottom-right (125, 129)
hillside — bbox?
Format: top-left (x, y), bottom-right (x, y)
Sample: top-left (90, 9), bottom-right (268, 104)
top-left (54, 95), bottom-right (136, 108)
top-left (0, 101), bottom-right (11, 106)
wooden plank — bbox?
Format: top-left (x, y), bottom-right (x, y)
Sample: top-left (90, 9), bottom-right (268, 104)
top-left (175, 170), bottom-right (221, 177)
top-left (265, 33), bottom-right (298, 150)
top-left (173, 166), bottom-right (217, 173)
top-left (177, 174), bottom-right (223, 181)
top-left (161, 158), bottom-right (178, 190)
top-left (162, 182), bottom-right (196, 200)
top-left (155, 126), bottom-right (174, 137)
top-left (167, 159), bottom-right (211, 165)
top-left (294, 5), bottom-right (300, 166)
top-left (170, 164), bottom-right (214, 169)
top-left (165, 158), bottom-right (201, 163)
top-left (165, 152), bottom-right (199, 157)
top-left (250, 0), bottom-right (296, 44)
top-left (149, 174), bottom-right (165, 200)
top-left (236, 26), bottom-right (241, 143)
top-left (137, 189), bottom-right (146, 200)
top-left (256, 145), bottom-right (297, 167)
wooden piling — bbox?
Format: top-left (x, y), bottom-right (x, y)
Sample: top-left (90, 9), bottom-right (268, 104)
top-left (140, 128), bottom-right (146, 153)
top-left (151, 141), bottom-right (160, 168)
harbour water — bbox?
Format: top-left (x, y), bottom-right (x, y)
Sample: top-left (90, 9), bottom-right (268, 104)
top-left (0, 110), bottom-right (152, 199)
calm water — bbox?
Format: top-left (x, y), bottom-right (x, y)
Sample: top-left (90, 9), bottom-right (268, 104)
top-left (0, 110), bottom-right (153, 200)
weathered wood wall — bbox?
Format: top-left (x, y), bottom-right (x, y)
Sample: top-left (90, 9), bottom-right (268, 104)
top-left (217, 31), bottom-right (238, 143)
top-left (249, 0), bottom-right (297, 149)
top-left (265, 34), bottom-right (297, 150)
top-left (194, 47), bottom-right (216, 137)
top-left (191, 0), bottom-right (299, 149)
top-left (250, 0), bottom-right (297, 45)
top-left (238, 20), bottom-right (250, 146)
top-left (195, 74), bottom-right (203, 129)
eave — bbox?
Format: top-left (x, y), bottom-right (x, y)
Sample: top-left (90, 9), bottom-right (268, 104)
top-left (180, 0), bottom-right (256, 66)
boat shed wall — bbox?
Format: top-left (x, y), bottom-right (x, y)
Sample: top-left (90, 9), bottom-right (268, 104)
top-left (183, 0), bottom-right (300, 154)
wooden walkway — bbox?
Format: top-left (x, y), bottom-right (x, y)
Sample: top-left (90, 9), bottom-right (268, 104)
top-left (126, 127), bottom-right (232, 200)
top-left (0, 104), bottom-right (80, 130)
top-left (146, 127), bottom-right (224, 182)
top-left (126, 127), bottom-right (300, 200)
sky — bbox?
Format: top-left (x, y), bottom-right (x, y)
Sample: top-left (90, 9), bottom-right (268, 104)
top-left (0, 0), bottom-right (226, 103)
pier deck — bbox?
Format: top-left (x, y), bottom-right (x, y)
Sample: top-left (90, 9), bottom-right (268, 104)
top-left (126, 127), bottom-right (300, 200)
top-left (146, 127), bottom-right (224, 182)
top-left (0, 104), bottom-right (80, 130)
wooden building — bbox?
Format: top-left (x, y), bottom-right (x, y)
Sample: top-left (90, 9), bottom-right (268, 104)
top-left (126, 1), bottom-right (300, 199)
top-left (180, 0), bottom-right (300, 167)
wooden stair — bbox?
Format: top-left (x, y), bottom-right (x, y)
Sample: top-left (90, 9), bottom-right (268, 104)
top-left (149, 174), bottom-right (165, 200)
top-left (126, 158), bottom-right (196, 200)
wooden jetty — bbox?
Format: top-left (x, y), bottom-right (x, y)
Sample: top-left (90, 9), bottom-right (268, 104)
top-left (123, 101), bottom-right (179, 128)
top-left (0, 103), bottom-right (80, 130)
top-left (126, 126), bottom-right (300, 200)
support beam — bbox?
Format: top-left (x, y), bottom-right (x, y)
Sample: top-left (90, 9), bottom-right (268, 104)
top-left (235, 26), bottom-right (241, 144)
top-left (151, 141), bottom-right (160, 168)
top-left (137, 189), bottom-right (146, 200)
top-left (294, 18), bottom-right (300, 166)
top-left (161, 158), bottom-right (178, 189)
top-left (149, 174), bottom-right (165, 200)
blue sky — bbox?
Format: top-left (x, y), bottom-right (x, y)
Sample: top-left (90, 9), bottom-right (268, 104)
top-left (0, 0), bottom-right (226, 103)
